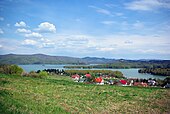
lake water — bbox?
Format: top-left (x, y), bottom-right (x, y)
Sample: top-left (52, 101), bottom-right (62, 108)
top-left (19, 64), bottom-right (166, 80)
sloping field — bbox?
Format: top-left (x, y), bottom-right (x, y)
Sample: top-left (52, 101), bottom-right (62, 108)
top-left (0, 74), bottom-right (170, 114)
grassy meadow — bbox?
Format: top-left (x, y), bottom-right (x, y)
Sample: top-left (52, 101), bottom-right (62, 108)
top-left (0, 74), bottom-right (170, 114)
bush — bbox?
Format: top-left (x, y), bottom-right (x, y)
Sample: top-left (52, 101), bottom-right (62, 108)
top-left (0, 64), bottom-right (23, 75)
top-left (112, 71), bottom-right (124, 78)
top-left (39, 71), bottom-right (48, 78)
top-left (28, 71), bottom-right (39, 78)
top-left (26, 71), bottom-right (48, 78)
top-left (10, 65), bottom-right (23, 75)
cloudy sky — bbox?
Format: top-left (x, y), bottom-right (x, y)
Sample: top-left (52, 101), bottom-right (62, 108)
top-left (0, 0), bottom-right (170, 59)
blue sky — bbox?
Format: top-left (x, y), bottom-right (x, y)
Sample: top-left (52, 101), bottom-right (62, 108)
top-left (0, 0), bottom-right (170, 59)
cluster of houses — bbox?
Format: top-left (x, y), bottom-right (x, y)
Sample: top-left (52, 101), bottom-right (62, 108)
top-left (37, 69), bottom-right (169, 88)
top-left (71, 73), bottom-right (128, 86)
top-left (71, 73), bottom-right (162, 87)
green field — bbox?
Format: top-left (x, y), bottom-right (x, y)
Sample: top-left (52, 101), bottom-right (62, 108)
top-left (0, 74), bottom-right (170, 114)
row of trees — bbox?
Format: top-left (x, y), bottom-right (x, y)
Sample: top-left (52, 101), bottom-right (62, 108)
top-left (64, 70), bottom-right (124, 78)
top-left (37, 69), bottom-right (65, 75)
top-left (64, 60), bottom-right (170, 69)
top-left (138, 68), bottom-right (170, 76)
top-left (64, 65), bottom-right (93, 69)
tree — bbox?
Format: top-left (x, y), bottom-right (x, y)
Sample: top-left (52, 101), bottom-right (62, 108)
top-left (10, 65), bottom-right (23, 75)
top-left (113, 71), bottom-right (124, 78)
top-left (0, 64), bottom-right (23, 75)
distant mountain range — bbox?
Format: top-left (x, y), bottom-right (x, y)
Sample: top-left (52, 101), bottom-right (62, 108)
top-left (0, 54), bottom-right (83, 64)
top-left (0, 54), bottom-right (169, 65)
top-left (82, 57), bottom-right (116, 64)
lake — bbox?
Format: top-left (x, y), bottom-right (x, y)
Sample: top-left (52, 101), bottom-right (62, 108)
top-left (19, 64), bottom-right (166, 80)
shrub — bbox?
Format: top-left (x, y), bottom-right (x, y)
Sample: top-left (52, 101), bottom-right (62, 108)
top-left (10, 65), bottom-right (23, 75)
top-left (39, 71), bottom-right (48, 78)
top-left (113, 71), bottom-right (124, 78)
top-left (26, 71), bottom-right (48, 78)
top-left (0, 64), bottom-right (23, 75)
top-left (28, 71), bottom-right (39, 78)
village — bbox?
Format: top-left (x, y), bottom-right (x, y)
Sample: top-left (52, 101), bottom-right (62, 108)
top-left (41, 69), bottom-right (170, 88)
top-left (71, 73), bottom-right (159, 87)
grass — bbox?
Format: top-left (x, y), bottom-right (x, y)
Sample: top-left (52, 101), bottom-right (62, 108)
top-left (0, 74), bottom-right (170, 114)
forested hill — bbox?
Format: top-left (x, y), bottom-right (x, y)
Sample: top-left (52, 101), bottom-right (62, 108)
top-left (82, 57), bottom-right (116, 64)
top-left (0, 54), bottom-right (118, 64)
top-left (91, 60), bottom-right (170, 69)
top-left (0, 54), bottom-right (170, 67)
top-left (0, 54), bottom-right (84, 64)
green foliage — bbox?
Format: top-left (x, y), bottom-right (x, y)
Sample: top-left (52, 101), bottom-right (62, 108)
top-left (112, 71), bottom-right (124, 78)
top-left (65, 70), bottom-right (124, 79)
top-left (164, 76), bottom-right (170, 83)
top-left (0, 54), bottom-right (84, 64)
top-left (21, 71), bottom-right (48, 78)
top-left (10, 65), bottom-right (23, 75)
top-left (39, 71), bottom-right (48, 78)
top-left (65, 60), bottom-right (170, 69)
top-left (138, 68), bottom-right (170, 76)
top-left (0, 64), bottom-right (23, 75)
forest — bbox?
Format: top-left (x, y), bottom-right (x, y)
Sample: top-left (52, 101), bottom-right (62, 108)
top-left (64, 60), bottom-right (170, 69)
top-left (138, 68), bottom-right (170, 76)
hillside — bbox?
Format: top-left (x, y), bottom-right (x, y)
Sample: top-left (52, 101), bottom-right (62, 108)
top-left (0, 74), bottom-right (170, 113)
top-left (0, 54), bottom-right (170, 67)
top-left (82, 57), bottom-right (116, 64)
top-left (0, 54), bottom-right (84, 64)
top-left (0, 54), bottom-right (116, 64)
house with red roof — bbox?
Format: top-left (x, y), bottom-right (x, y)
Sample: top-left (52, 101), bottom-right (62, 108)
top-left (85, 74), bottom-right (91, 78)
top-left (95, 77), bottom-right (104, 85)
top-left (71, 74), bottom-right (80, 82)
top-left (120, 80), bottom-right (127, 86)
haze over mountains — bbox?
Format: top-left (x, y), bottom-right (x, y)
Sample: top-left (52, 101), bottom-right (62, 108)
top-left (0, 54), bottom-right (115, 64)
top-left (0, 54), bottom-right (169, 65)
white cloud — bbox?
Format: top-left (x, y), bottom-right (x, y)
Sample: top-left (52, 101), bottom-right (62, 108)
top-left (22, 39), bottom-right (37, 45)
top-left (125, 0), bottom-right (170, 11)
top-left (0, 17), bottom-right (4, 21)
top-left (51, 34), bottom-right (170, 56)
top-left (42, 42), bottom-right (55, 48)
top-left (96, 9), bottom-right (112, 15)
top-left (135, 49), bottom-right (170, 54)
top-left (115, 12), bottom-right (123, 16)
top-left (36, 22), bottom-right (56, 33)
top-left (25, 32), bottom-right (42, 38)
top-left (133, 21), bottom-right (144, 29)
top-left (96, 47), bottom-right (115, 51)
top-left (56, 35), bottom-right (89, 47)
top-left (0, 44), bottom-right (2, 48)
top-left (124, 41), bottom-right (133, 44)
top-left (16, 28), bottom-right (31, 33)
top-left (81, 34), bottom-right (170, 55)
top-left (89, 5), bottom-right (113, 16)
top-left (39, 38), bottom-right (55, 48)
top-left (15, 21), bottom-right (27, 27)
top-left (101, 21), bottom-right (115, 25)
top-left (0, 28), bottom-right (4, 34)
top-left (1, 33), bottom-right (170, 59)
top-left (105, 4), bottom-right (117, 8)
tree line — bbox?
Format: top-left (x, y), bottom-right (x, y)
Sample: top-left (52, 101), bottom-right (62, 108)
top-left (138, 68), bottom-right (170, 76)
top-left (64, 60), bottom-right (170, 69)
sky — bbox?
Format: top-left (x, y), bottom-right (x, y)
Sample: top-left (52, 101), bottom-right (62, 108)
top-left (0, 0), bottom-right (170, 59)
